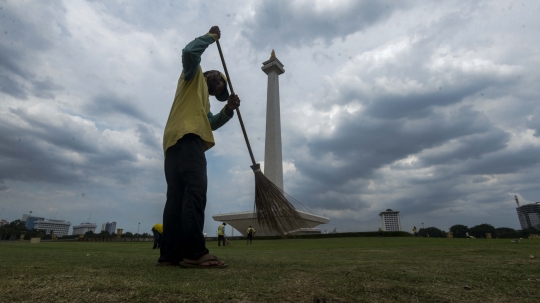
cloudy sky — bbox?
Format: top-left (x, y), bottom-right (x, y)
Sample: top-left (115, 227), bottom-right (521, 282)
top-left (1, 0), bottom-right (539, 235)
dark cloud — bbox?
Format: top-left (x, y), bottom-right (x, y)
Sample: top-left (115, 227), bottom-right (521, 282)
top-left (460, 145), bottom-right (540, 175)
top-left (240, 0), bottom-right (409, 50)
top-left (0, 107), bottom-right (139, 188)
top-left (526, 111), bottom-right (540, 137)
top-left (136, 123), bottom-right (160, 149)
top-left (0, 44), bottom-right (30, 79)
top-left (420, 128), bottom-right (510, 166)
top-left (365, 80), bottom-right (497, 120)
top-left (32, 78), bottom-right (62, 99)
top-left (85, 95), bottom-right (155, 124)
top-left (7, 108), bottom-right (98, 154)
top-left (0, 3), bottom-right (62, 100)
top-left (0, 74), bottom-right (27, 99)
top-left (296, 106), bottom-right (492, 187)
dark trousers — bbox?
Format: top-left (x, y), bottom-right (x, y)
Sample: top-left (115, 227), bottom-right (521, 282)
top-left (152, 230), bottom-right (161, 249)
top-left (159, 134), bottom-right (209, 263)
top-left (218, 235), bottom-right (226, 246)
top-left (247, 234), bottom-right (253, 245)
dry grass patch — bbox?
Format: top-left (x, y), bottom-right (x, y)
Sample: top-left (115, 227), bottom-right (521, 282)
top-left (1, 237), bottom-right (539, 302)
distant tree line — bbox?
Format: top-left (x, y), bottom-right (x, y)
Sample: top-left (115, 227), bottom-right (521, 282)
top-left (0, 220), bottom-right (154, 241)
top-left (0, 220), bottom-right (48, 240)
top-left (417, 223), bottom-right (539, 238)
top-left (82, 230), bottom-right (151, 239)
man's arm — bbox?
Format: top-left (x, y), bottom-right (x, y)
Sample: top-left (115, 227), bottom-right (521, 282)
top-left (207, 107), bottom-right (233, 131)
top-left (182, 26), bottom-right (221, 81)
top-left (207, 93), bottom-right (241, 130)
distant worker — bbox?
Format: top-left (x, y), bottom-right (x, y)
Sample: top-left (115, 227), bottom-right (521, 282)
top-left (218, 223), bottom-right (227, 246)
top-left (152, 223), bottom-right (163, 249)
top-left (246, 226), bottom-right (256, 245)
top-left (413, 226), bottom-right (418, 237)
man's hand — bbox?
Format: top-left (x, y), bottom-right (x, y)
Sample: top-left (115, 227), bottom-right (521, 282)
top-left (225, 93), bottom-right (240, 116)
top-left (209, 26), bottom-right (221, 40)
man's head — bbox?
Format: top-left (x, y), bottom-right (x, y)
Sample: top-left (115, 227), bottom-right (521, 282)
top-left (222, 222), bottom-right (227, 226)
top-left (204, 70), bottom-right (229, 101)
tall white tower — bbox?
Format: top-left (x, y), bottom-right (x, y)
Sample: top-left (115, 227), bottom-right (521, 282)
top-left (261, 50), bottom-right (285, 190)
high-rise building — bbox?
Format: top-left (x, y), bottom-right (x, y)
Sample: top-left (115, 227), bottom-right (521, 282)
top-left (108, 222), bottom-right (116, 234)
top-left (34, 219), bottom-right (71, 237)
top-left (379, 209), bottom-right (401, 231)
top-left (22, 214), bottom-right (45, 230)
top-left (72, 223), bottom-right (97, 235)
top-left (101, 222), bottom-right (117, 234)
top-left (515, 196), bottom-right (540, 230)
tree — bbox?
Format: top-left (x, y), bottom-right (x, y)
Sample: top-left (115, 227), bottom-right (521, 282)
top-left (495, 227), bottom-right (516, 238)
top-left (449, 224), bottom-right (469, 238)
top-left (84, 230), bottom-right (95, 238)
top-left (2, 220), bottom-right (28, 240)
top-left (0, 225), bottom-right (12, 240)
top-left (24, 228), bottom-right (47, 240)
top-left (520, 227), bottom-right (539, 238)
top-left (469, 223), bottom-right (496, 238)
top-left (418, 227), bottom-right (446, 238)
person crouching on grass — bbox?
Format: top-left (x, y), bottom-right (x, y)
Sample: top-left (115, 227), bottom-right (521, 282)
top-left (151, 223), bottom-right (163, 249)
top-left (158, 26), bottom-right (240, 269)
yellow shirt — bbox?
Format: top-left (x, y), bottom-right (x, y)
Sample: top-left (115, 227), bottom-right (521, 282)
top-left (163, 33), bottom-right (233, 154)
top-left (247, 227), bottom-right (255, 235)
top-left (152, 223), bottom-right (163, 234)
top-left (163, 66), bottom-right (214, 153)
top-left (218, 225), bottom-right (225, 236)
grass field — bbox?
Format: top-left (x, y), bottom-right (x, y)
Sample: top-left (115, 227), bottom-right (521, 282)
top-left (1, 237), bottom-right (539, 303)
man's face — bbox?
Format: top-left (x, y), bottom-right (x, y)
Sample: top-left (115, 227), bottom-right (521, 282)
top-left (205, 70), bottom-right (225, 96)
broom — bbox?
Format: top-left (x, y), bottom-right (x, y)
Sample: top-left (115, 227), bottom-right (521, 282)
top-left (215, 40), bottom-right (306, 236)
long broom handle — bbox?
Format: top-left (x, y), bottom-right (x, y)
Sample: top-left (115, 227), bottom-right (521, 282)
top-left (216, 40), bottom-right (257, 166)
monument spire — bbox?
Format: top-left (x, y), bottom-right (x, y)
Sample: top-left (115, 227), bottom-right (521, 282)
top-left (261, 50), bottom-right (285, 190)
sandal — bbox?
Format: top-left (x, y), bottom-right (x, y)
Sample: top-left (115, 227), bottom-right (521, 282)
top-left (179, 254), bottom-right (228, 269)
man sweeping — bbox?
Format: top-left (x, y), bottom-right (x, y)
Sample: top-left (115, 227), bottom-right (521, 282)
top-left (246, 226), bottom-right (255, 245)
top-left (158, 26), bottom-right (240, 269)
top-left (217, 222), bottom-right (227, 247)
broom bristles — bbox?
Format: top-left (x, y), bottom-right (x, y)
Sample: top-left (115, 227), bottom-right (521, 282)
top-left (251, 164), bottom-right (308, 236)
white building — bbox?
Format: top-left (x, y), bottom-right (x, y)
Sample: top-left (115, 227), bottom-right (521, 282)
top-left (34, 219), bottom-right (71, 237)
top-left (379, 209), bottom-right (401, 231)
top-left (72, 222), bottom-right (97, 235)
